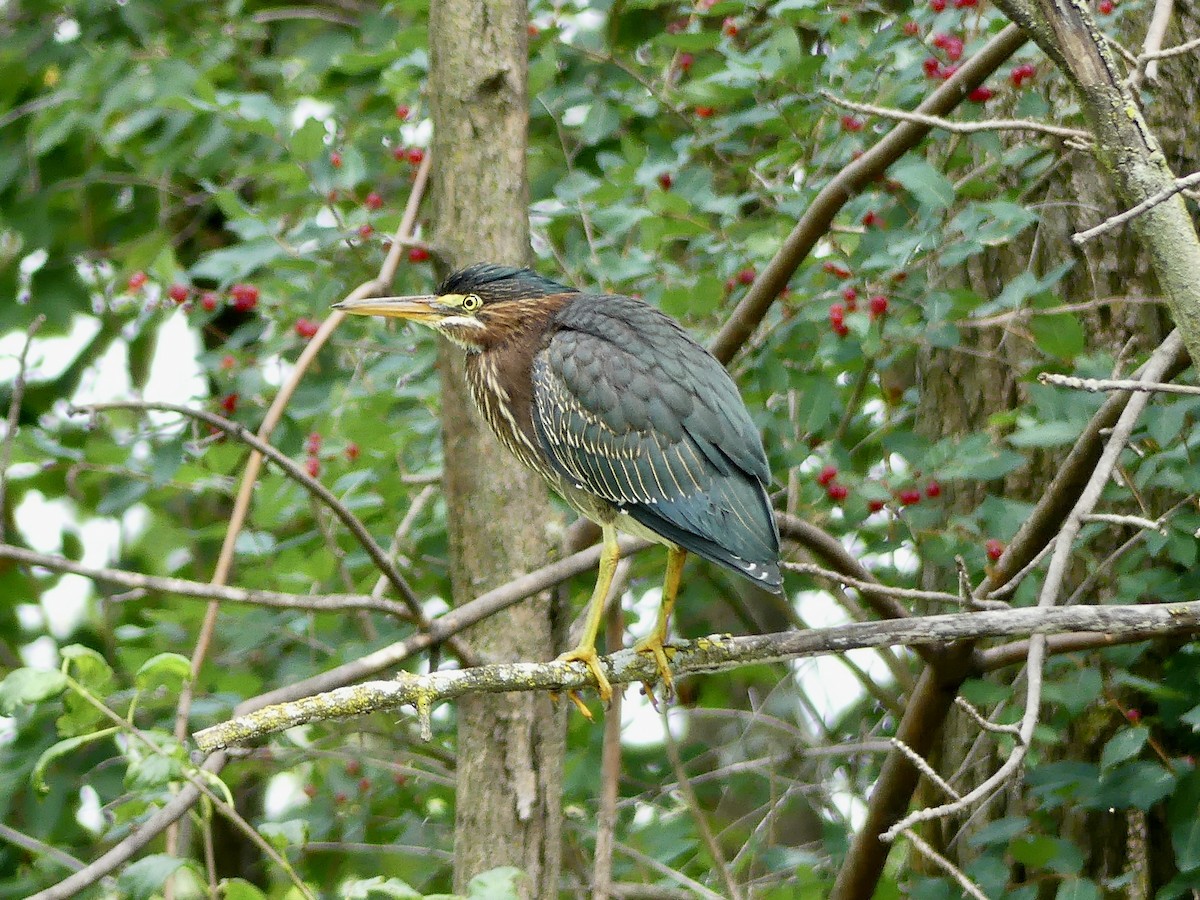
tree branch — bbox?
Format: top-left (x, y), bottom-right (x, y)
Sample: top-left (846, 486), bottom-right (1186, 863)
top-left (0, 543), bottom-right (414, 619)
top-left (195, 599), bottom-right (1200, 753)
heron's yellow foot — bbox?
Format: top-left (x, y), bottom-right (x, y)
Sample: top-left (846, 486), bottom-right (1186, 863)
top-left (633, 633), bottom-right (675, 697)
top-left (556, 644), bottom-right (613, 703)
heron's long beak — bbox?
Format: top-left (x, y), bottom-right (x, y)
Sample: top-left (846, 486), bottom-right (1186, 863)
top-left (333, 295), bottom-right (441, 323)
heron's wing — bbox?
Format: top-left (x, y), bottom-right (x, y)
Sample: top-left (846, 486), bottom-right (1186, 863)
top-left (531, 296), bottom-right (780, 591)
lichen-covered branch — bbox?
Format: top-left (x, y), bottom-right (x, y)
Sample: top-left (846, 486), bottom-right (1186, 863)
top-left (195, 599), bottom-right (1200, 752)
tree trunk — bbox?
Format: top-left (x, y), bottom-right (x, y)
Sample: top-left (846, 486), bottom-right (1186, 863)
top-left (428, 3), bottom-right (566, 897)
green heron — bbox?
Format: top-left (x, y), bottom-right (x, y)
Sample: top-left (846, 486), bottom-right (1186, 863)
top-left (337, 264), bottom-right (781, 701)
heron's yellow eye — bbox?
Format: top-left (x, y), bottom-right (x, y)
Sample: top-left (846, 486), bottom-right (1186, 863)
top-left (462, 293), bottom-right (482, 312)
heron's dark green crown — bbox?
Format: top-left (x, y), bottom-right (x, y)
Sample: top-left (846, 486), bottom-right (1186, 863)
top-left (438, 264), bottom-right (578, 304)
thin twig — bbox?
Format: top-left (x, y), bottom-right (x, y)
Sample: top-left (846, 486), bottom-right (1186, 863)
top-left (954, 696), bottom-right (1021, 736)
top-left (902, 830), bottom-right (989, 900)
top-left (1073, 170), bottom-right (1200, 244)
top-left (1038, 372), bottom-right (1200, 395)
top-left (889, 738), bottom-right (962, 800)
top-left (1139, 33), bottom-right (1200, 61)
top-left (0, 314), bottom-right (45, 543)
top-left (661, 708), bottom-right (744, 900)
top-left (783, 561), bottom-right (1007, 609)
top-left (820, 90), bottom-right (1091, 140)
top-left (0, 822), bottom-right (85, 873)
top-left (1080, 513), bottom-right (1165, 532)
top-left (0, 543), bottom-right (414, 618)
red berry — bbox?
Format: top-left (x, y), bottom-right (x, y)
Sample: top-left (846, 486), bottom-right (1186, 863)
top-left (862, 210), bottom-right (880, 227)
top-left (932, 32), bottom-right (949, 47)
top-left (306, 457), bottom-right (321, 478)
top-left (939, 64), bottom-right (960, 80)
top-left (220, 354), bottom-right (236, 371)
top-left (695, 105), bottom-right (716, 118)
top-left (1098, 0), bottom-right (1113, 12)
top-left (925, 480), bottom-right (942, 498)
top-left (954, 0), bottom-right (978, 7)
top-left (722, 17), bottom-right (738, 36)
top-left (357, 777), bottom-right (371, 792)
top-left (667, 19), bottom-right (687, 34)
top-left (898, 488), bottom-right (922, 506)
top-left (168, 283), bottom-right (190, 304)
top-left (868, 498), bottom-right (886, 513)
top-left (392, 146), bottom-right (407, 162)
top-left (817, 464), bottom-right (839, 486)
top-left (968, 86), bottom-right (994, 102)
top-left (305, 432), bottom-right (322, 455)
top-left (657, 172), bottom-right (674, 190)
top-left (408, 246), bottom-right (430, 263)
top-left (220, 393), bottom-right (238, 415)
top-left (230, 283), bottom-right (259, 309)
top-left (943, 35), bottom-right (964, 60)
top-left (869, 295), bottom-right (889, 318)
top-left (829, 303), bottom-right (846, 328)
top-left (295, 318), bottom-right (319, 339)
top-left (841, 115), bottom-right (864, 132)
top-left (330, 151), bottom-right (343, 168)
top-left (827, 483), bottom-right (849, 502)
top-left (345, 760), bottom-right (361, 776)
top-left (528, 22), bottom-right (539, 37)
top-left (841, 286), bottom-right (858, 303)
top-left (676, 52), bottom-right (694, 72)
top-left (201, 292), bottom-right (219, 312)
top-left (822, 261), bottom-right (852, 279)
top-left (365, 191), bottom-right (383, 210)
top-left (833, 322), bottom-right (850, 338)
top-left (931, 0), bottom-right (947, 10)
top-left (357, 224), bottom-right (374, 239)
top-left (737, 267), bottom-right (756, 285)
top-left (128, 271), bottom-right (148, 291)
top-left (903, 20), bottom-right (920, 35)
top-left (923, 57), bottom-right (943, 78)
top-left (406, 147), bottom-right (425, 165)
top-left (985, 538), bottom-right (1004, 561)
top-left (1126, 708), bottom-right (1142, 723)
top-left (345, 442), bottom-right (360, 462)
top-left (1010, 63), bottom-right (1036, 87)
top-left (395, 104), bottom-right (410, 120)
top-left (303, 783), bottom-right (317, 799)
top-left (334, 791), bottom-right (348, 805)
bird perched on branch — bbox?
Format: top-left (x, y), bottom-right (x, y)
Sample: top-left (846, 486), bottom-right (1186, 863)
top-left (337, 264), bottom-right (781, 703)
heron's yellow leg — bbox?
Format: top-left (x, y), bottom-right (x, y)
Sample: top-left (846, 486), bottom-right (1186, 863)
top-left (634, 546), bottom-right (686, 695)
top-left (556, 524), bottom-right (620, 702)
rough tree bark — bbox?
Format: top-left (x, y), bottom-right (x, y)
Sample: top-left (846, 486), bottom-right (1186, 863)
top-left (428, 3), bottom-right (566, 897)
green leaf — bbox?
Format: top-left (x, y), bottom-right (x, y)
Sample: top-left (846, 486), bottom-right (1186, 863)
top-left (135, 652), bottom-right (192, 692)
top-left (466, 866), bottom-right (525, 899)
top-left (1169, 770), bottom-right (1200, 871)
top-left (219, 880), bottom-right (268, 900)
top-left (117, 854), bottom-right (189, 900)
top-left (890, 159), bottom-right (955, 210)
top-left (58, 644), bottom-right (115, 736)
top-left (0, 668), bottom-right (68, 713)
top-left (341, 876), bottom-right (422, 898)
top-left (1101, 727), bottom-right (1149, 770)
top-left (290, 118), bottom-right (329, 162)
top-left (1030, 314), bottom-right (1086, 360)
top-left (966, 816), bottom-right (1028, 848)
top-left (1055, 878), bottom-right (1100, 900)
top-left (32, 729), bottom-right (117, 793)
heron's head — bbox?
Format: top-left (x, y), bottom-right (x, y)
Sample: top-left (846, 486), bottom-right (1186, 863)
top-left (335, 263), bottom-right (577, 351)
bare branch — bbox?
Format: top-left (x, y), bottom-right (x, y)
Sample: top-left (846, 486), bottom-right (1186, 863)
top-left (901, 830), bottom-right (989, 900)
top-left (1139, 33), bottom-right (1200, 61)
top-left (783, 561), bottom-right (1007, 610)
top-left (1073, 170), bottom-right (1200, 244)
top-left (0, 543), bottom-right (414, 619)
top-left (820, 89), bottom-right (1091, 140)
top-left (195, 598), bottom-right (1200, 752)
top-left (1039, 371), bottom-right (1200, 396)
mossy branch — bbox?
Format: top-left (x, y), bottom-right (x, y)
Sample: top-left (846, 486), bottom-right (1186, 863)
top-left (195, 599), bottom-right (1200, 752)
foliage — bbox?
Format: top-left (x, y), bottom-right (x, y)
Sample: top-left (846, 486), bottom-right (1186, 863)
top-left (1, 0), bottom-right (1198, 897)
